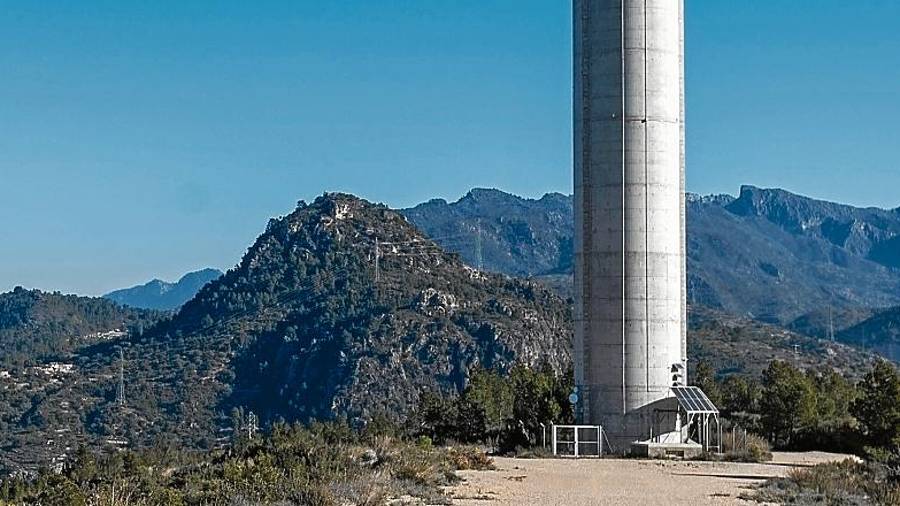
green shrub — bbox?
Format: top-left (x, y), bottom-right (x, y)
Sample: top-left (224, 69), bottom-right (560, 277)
top-left (853, 361), bottom-right (900, 450)
top-left (416, 435), bottom-right (433, 450)
top-left (0, 422), bottom-right (475, 506)
top-left (31, 476), bottom-right (85, 506)
top-left (412, 366), bottom-right (573, 450)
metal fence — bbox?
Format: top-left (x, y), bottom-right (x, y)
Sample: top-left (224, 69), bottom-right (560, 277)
top-left (723, 425), bottom-right (751, 453)
top-left (552, 425), bottom-right (602, 458)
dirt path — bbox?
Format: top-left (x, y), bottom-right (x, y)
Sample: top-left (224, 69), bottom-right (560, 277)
top-left (450, 452), bottom-right (851, 506)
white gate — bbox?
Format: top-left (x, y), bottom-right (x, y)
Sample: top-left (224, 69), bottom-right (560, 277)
top-left (552, 425), bottom-right (602, 458)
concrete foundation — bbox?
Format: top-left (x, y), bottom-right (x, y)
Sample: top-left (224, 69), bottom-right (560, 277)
top-left (573, 0), bottom-right (687, 450)
top-left (631, 442), bottom-right (703, 460)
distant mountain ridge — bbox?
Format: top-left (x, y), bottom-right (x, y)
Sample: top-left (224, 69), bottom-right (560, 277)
top-left (104, 268), bottom-right (223, 310)
top-left (724, 186), bottom-right (900, 268)
top-left (688, 185), bottom-right (900, 324)
top-left (404, 185), bottom-right (900, 340)
top-left (403, 189), bottom-right (573, 277)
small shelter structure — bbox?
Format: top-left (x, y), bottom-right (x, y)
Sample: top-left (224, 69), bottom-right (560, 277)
top-left (638, 386), bottom-right (721, 458)
top-left (670, 386), bottom-right (721, 452)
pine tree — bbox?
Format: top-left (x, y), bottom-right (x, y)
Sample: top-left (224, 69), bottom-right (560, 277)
top-left (852, 361), bottom-right (900, 449)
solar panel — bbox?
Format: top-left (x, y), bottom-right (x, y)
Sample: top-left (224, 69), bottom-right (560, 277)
top-left (671, 386), bottom-right (719, 414)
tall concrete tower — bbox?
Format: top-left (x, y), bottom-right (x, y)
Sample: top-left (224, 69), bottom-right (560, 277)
top-left (573, 0), bottom-right (687, 449)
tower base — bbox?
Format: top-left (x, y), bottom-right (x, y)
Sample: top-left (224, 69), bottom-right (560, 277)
top-left (630, 441), bottom-right (703, 459)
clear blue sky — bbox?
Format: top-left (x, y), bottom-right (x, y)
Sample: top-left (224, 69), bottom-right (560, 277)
top-left (2, 1), bottom-right (899, 296)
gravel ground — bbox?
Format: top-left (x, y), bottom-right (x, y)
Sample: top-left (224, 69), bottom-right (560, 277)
top-left (450, 452), bottom-right (852, 506)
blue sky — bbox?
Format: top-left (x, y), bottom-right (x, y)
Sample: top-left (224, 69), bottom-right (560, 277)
top-left (2, 0), bottom-right (899, 295)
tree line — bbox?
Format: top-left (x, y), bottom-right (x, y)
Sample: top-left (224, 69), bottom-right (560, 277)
top-left (694, 359), bottom-right (900, 460)
top-left (409, 358), bottom-right (900, 462)
top-left (406, 365), bottom-right (573, 454)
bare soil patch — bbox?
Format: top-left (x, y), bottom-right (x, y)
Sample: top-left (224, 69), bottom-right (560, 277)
top-left (450, 452), bottom-right (852, 505)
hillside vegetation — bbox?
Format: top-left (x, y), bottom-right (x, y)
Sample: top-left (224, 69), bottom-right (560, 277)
top-left (0, 194), bottom-right (572, 474)
top-left (0, 421), bottom-right (493, 506)
top-left (839, 306), bottom-right (900, 361)
top-left (689, 306), bottom-right (878, 379)
top-left (0, 288), bottom-right (161, 369)
top-left (0, 191), bottom-right (890, 480)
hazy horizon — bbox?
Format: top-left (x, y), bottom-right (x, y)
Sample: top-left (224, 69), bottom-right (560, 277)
top-left (2, 0), bottom-right (899, 296)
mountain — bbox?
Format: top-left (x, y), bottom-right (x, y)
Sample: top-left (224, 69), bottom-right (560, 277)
top-left (687, 187), bottom-right (900, 325)
top-left (0, 193), bottom-right (573, 471)
top-left (838, 306), bottom-right (900, 361)
top-left (0, 288), bottom-right (162, 368)
top-left (164, 193), bottom-right (572, 424)
top-left (0, 192), bottom-right (885, 474)
top-left (404, 186), bottom-right (900, 329)
top-left (402, 189), bottom-right (573, 277)
top-left (104, 268), bottom-right (223, 310)
top-left (689, 305), bottom-right (877, 379)
top-left (0, 289), bottom-right (163, 470)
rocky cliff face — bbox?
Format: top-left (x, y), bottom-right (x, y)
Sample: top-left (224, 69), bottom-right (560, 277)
top-left (725, 185), bottom-right (900, 267)
top-left (687, 187), bottom-right (900, 325)
top-left (403, 188), bottom-right (573, 277)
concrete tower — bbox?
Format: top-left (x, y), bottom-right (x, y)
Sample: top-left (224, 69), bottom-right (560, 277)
top-left (573, 0), bottom-right (687, 449)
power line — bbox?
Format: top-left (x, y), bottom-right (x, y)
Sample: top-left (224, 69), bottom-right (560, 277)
top-left (246, 412), bottom-right (258, 440)
top-left (116, 348), bottom-right (126, 407)
top-left (375, 238), bottom-right (380, 283)
top-left (381, 233), bottom-right (470, 246)
top-left (475, 220), bottom-right (483, 271)
top-left (829, 306), bottom-right (835, 343)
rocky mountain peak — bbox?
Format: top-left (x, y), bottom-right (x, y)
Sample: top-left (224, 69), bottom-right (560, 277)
top-left (687, 193), bottom-right (736, 207)
top-left (722, 186), bottom-right (900, 264)
top-left (161, 192), bottom-right (572, 424)
top-left (463, 187), bottom-right (512, 201)
top-left (727, 186), bottom-right (835, 233)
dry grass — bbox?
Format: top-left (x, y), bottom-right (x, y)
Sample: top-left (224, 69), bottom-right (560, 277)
top-left (446, 446), bottom-right (496, 471)
top-left (720, 432), bottom-right (773, 463)
top-left (1, 428), bottom-right (496, 506)
top-left (747, 460), bottom-right (900, 506)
